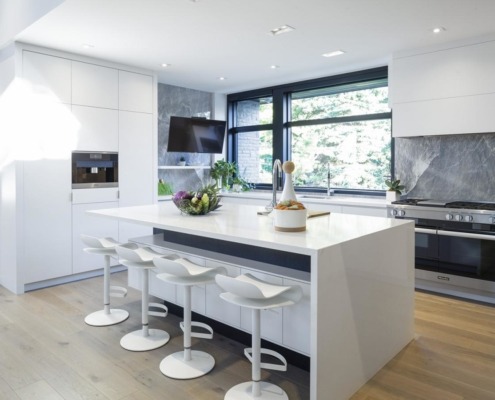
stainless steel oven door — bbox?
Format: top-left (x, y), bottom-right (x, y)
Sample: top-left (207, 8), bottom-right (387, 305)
top-left (437, 230), bottom-right (495, 280)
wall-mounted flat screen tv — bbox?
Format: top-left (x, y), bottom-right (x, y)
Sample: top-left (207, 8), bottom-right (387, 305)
top-left (167, 116), bottom-right (226, 154)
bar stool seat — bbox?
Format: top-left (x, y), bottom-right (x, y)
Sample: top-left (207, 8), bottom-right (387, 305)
top-left (116, 243), bottom-right (170, 352)
top-left (153, 255), bottom-right (226, 380)
top-left (81, 234), bottom-right (129, 327)
top-left (215, 273), bottom-right (302, 400)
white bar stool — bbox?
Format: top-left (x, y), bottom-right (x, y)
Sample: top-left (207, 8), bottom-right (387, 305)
top-left (215, 273), bottom-right (302, 400)
top-left (153, 255), bottom-right (226, 379)
top-left (116, 243), bottom-right (170, 352)
top-left (81, 234), bottom-right (129, 327)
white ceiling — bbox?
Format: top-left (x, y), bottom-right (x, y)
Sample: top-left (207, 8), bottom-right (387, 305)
top-left (14, 0), bottom-right (495, 94)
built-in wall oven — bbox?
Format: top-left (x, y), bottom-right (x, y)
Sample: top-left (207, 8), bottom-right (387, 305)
top-left (388, 200), bottom-right (495, 300)
top-left (72, 151), bottom-right (118, 189)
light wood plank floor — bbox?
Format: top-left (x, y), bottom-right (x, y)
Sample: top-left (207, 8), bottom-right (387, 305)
top-left (0, 272), bottom-right (494, 400)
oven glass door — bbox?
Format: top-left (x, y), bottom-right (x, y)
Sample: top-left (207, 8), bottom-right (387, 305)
top-left (415, 228), bottom-right (439, 271)
top-left (438, 230), bottom-right (495, 280)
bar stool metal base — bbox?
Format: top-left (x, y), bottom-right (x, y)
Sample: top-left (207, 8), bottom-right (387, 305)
top-left (224, 382), bottom-right (288, 400)
top-left (84, 309), bottom-right (129, 327)
top-left (120, 328), bottom-right (170, 352)
top-left (159, 350), bottom-right (215, 379)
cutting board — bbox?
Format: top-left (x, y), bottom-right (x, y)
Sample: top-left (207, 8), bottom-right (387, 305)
top-left (307, 210), bottom-right (331, 218)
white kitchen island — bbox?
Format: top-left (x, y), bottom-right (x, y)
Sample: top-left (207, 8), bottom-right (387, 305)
top-left (89, 202), bottom-right (415, 400)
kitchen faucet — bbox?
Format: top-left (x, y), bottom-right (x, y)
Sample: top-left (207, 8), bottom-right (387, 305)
top-left (265, 159), bottom-right (283, 211)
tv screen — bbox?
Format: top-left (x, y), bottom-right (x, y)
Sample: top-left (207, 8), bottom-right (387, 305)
top-left (167, 116), bottom-right (226, 154)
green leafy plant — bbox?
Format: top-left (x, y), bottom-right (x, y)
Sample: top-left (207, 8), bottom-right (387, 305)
top-left (158, 179), bottom-right (173, 196)
top-left (385, 179), bottom-right (405, 194)
top-left (210, 159), bottom-right (237, 187)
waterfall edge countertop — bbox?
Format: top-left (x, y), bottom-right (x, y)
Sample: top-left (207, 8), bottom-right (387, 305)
top-left (88, 202), bottom-right (415, 400)
top-left (88, 202), bottom-right (406, 255)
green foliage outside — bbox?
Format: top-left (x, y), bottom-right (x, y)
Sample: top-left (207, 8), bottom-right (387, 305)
top-left (249, 85), bottom-right (391, 190)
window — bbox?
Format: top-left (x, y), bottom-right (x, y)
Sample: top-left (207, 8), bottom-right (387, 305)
top-left (227, 67), bottom-right (392, 193)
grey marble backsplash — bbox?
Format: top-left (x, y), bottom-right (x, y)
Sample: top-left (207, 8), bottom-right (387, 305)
top-left (157, 83), bottom-right (214, 192)
top-left (395, 133), bottom-right (495, 202)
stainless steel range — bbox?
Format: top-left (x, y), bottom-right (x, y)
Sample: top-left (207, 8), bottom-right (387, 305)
top-left (387, 199), bottom-right (495, 303)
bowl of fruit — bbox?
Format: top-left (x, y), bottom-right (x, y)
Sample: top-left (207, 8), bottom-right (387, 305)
top-left (273, 200), bottom-right (307, 232)
top-left (172, 184), bottom-right (221, 216)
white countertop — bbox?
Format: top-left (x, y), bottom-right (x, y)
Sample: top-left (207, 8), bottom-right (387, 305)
top-left (89, 202), bottom-right (411, 256)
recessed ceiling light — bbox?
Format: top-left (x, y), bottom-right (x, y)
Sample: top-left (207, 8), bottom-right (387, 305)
top-left (82, 43), bottom-right (94, 49)
top-left (322, 50), bottom-right (345, 58)
top-left (432, 27), bottom-right (446, 34)
top-left (270, 65), bottom-right (280, 69)
top-left (218, 77), bottom-right (226, 81)
top-left (161, 63), bottom-right (171, 68)
top-left (270, 25), bottom-right (295, 36)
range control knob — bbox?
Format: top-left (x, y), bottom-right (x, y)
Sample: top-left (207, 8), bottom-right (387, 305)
top-left (390, 209), bottom-right (398, 217)
top-left (489, 216), bottom-right (495, 224)
top-left (454, 214), bottom-right (463, 222)
top-left (445, 213), bottom-right (453, 221)
top-left (464, 215), bottom-right (473, 222)
top-left (398, 210), bottom-right (405, 217)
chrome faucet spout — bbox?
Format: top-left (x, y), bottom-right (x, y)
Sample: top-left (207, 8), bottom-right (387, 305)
top-left (266, 159), bottom-right (283, 211)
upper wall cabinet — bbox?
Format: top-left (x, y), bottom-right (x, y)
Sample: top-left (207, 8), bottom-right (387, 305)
top-left (72, 61), bottom-right (118, 109)
top-left (22, 51), bottom-right (71, 104)
top-left (390, 38), bottom-right (495, 137)
top-left (72, 105), bottom-right (118, 151)
top-left (119, 71), bottom-right (153, 113)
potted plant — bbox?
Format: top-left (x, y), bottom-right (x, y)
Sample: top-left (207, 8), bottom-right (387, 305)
top-left (178, 156), bottom-right (186, 167)
top-left (385, 178), bottom-right (405, 202)
top-left (210, 159), bottom-right (236, 190)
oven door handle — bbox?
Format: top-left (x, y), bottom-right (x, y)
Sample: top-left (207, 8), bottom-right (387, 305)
top-left (415, 227), bottom-right (437, 234)
top-left (437, 230), bottom-right (495, 241)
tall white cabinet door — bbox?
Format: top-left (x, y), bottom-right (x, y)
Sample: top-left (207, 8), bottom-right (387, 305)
top-left (22, 159), bottom-right (72, 283)
top-left (72, 61), bottom-right (118, 109)
top-left (118, 111), bottom-right (153, 242)
top-left (22, 51), bottom-right (71, 104)
top-left (72, 201), bottom-right (119, 274)
top-left (72, 105), bottom-right (118, 151)
top-left (119, 71), bottom-right (153, 113)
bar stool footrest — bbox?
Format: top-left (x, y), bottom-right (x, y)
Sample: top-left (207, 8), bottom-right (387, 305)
top-left (180, 321), bottom-right (213, 340)
top-left (148, 302), bottom-right (168, 318)
top-left (110, 285), bottom-right (127, 298)
top-left (244, 348), bottom-right (288, 372)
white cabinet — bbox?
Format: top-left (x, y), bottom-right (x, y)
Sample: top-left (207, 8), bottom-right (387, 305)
top-left (205, 260), bottom-right (241, 328)
top-left (22, 51), bottom-right (71, 104)
top-left (118, 111), bottom-right (154, 243)
top-left (22, 159), bottom-right (72, 283)
top-left (72, 201), bottom-right (119, 274)
top-left (240, 268), bottom-right (284, 344)
top-left (72, 61), bottom-right (118, 109)
top-left (119, 71), bottom-right (153, 113)
top-left (390, 38), bottom-right (495, 137)
top-left (72, 105), bottom-right (118, 151)
top-left (282, 278), bottom-right (310, 355)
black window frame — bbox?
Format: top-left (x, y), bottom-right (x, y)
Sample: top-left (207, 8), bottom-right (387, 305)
top-left (227, 66), bottom-right (393, 196)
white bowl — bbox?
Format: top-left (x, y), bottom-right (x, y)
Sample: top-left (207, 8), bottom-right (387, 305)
top-left (273, 209), bottom-right (307, 232)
